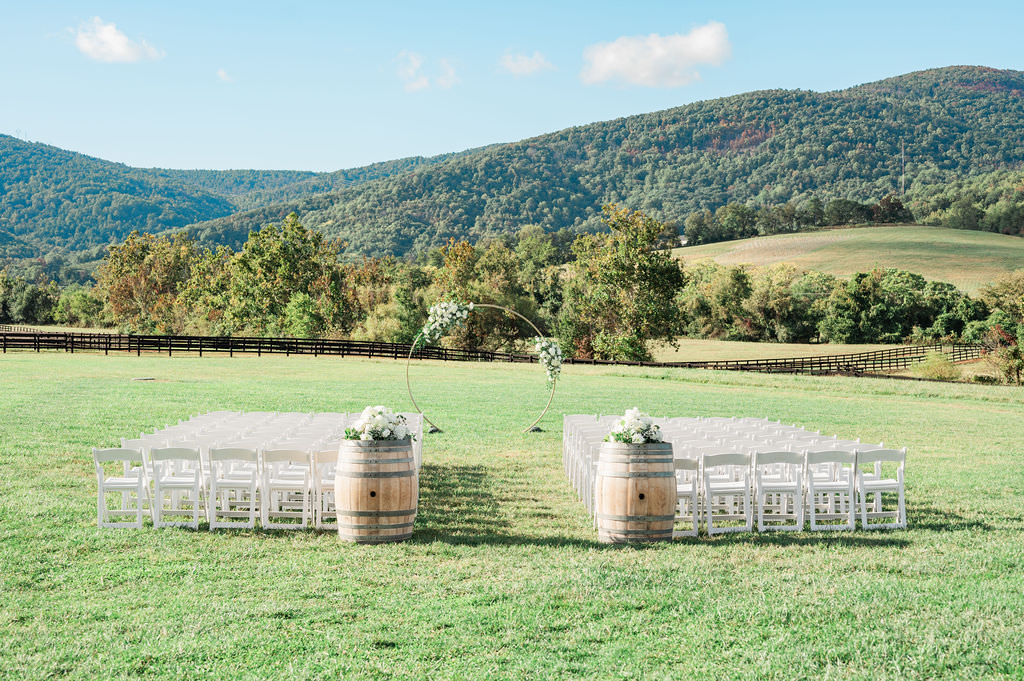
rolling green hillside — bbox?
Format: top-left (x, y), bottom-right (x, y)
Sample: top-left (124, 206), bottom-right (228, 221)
top-left (0, 137), bottom-right (467, 264)
top-left (4, 66), bottom-right (1024, 267)
top-left (672, 224), bottom-right (1024, 292)
top-left (0, 134), bottom-right (236, 253)
top-left (183, 65), bottom-right (1024, 256)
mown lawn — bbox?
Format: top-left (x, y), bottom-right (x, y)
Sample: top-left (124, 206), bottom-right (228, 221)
top-left (672, 224), bottom-right (1024, 292)
top-left (1, 352), bottom-right (1022, 680)
top-left (651, 338), bottom-right (897, 363)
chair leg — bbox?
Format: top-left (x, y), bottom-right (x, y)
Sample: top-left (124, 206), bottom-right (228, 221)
top-left (898, 486), bottom-right (906, 529)
top-left (153, 482), bottom-right (163, 526)
top-left (136, 481), bottom-right (144, 528)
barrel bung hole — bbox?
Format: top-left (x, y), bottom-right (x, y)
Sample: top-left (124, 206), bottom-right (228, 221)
top-left (638, 493), bottom-right (645, 500)
top-left (369, 490), bottom-right (377, 498)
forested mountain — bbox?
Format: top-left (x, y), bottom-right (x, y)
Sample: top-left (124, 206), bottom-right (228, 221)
top-left (180, 66), bottom-right (1024, 256)
top-left (149, 151), bottom-right (475, 211)
top-left (0, 134), bottom-right (236, 254)
top-left (3, 65), bottom-right (1024, 270)
top-left (0, 136), bottom-right (469, 271)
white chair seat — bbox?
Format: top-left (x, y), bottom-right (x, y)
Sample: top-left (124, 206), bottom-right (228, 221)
top-left (103, 475), bottom-right (144, 489)
top-left (860, 477), bottom-right (899, 490)
top-left (161, 475), bottom-right (200, 487)
top-left (708, 481), bottom-right (747, 494)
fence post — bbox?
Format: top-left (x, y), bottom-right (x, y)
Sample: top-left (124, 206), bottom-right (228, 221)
top-left (229, 337), bottom-right (234, 358)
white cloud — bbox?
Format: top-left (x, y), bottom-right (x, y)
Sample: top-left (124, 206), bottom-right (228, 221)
top-left (74, 17), bottom-right (163, 63)
top-left (396, 52), bottom-right (459, 92)
top-left (436, 58), bottom-right (459, 89)
top-left (500, 51), bottom-right (554, 76)
top-left (217, 68), bottom-right (232, 82)
top-left (581, 21), bottom-right (730, 88)
top-left (396, 51), bottom-right (430, 92)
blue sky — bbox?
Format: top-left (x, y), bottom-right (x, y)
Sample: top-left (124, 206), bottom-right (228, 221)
top-left (2, 1), bottom-right (1021, 171)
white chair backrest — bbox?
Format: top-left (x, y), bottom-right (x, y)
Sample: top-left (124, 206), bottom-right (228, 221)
top-left (313, 450), bottom-right (337, 468)
top-left (209, 447), bottom-right (258, 463)
top-left (703, 451), bottom-right (750, 469)
top-left (856, 446), bottom-right (905, 473)
top-left (674, 458), bottom-right (699, 472)
top-left (805, 449), bottom-right (856, 465)
top-left (754, 450), bottom-right (803, 467)
top-left (93, 447), bottom-right (144, 464)
top-left (149, 447), bottom-right (200, 462)
top-left (263, 449), bottom-right (311, 465)
top-left (856, 448), bottom-right (906, 466)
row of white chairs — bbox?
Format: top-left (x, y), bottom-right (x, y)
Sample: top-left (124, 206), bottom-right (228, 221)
top-left (94, 410), bottom-right (423, 529)
top-left (565, 415), bottom-right (907, 534)
top-left (94, 445), bottom-right (333, 530)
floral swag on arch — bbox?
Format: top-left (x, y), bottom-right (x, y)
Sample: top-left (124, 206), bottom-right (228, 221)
top-left (406, 300), bottom-right (562, 433)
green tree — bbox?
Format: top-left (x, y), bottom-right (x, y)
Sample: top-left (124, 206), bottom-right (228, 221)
top-left (53, 286), bottom-right (104, 327)
top-left (559, 205), bottom-right (685, 361)
top-left (225, 213), bottom-right (352, 336)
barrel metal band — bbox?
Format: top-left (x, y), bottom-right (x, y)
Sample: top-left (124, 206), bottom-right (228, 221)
top-left (596, 513), bottom-right (676, 522)
top-left (337, 521), bottom-right (416, 530)
top-left (338, 470), bottom-right (416, 478)
top-left (597, 471), bottom-right (675, 478)
top-left (600, 456), bottom-right (674, 464)
top-left (599, 528), bottom-right (673, 536)
top-left (337, 509), bottom-right (417, 517)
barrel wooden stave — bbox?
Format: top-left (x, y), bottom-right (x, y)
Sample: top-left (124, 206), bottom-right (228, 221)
top-left (595, 441), bottom-right (675, 543)
top-left (335, 439), bottom-right (418, 544)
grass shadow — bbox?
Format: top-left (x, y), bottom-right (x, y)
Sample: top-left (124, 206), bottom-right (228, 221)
top-left (411, 463), bottom-right (613, 548)
top-left (907, 502), bottom-right (996, 532)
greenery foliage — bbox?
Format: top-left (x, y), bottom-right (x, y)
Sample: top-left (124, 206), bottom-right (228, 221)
top-left (4, 66), bottom-right (1024, 274)
top-left (182, 66), bottom-right (1024, 257)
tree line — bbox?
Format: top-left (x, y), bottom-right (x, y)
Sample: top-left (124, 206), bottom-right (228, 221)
top-left (3, 208), bottom-right (1022, 383)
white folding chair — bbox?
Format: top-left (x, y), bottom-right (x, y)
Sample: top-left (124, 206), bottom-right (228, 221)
top-left (261, 449), bottom-right (312, 529)
top-left (150, 447), bottom-right (204, 529)
top-left (754, 451), bottom-right (804, 531)
top-left (804, 450), bottom-right (856, 531)
top-left (208, 447), bottom-right (259, 529)
top-left (673, 457), bottom-right (699, 538)
top-left (702, 451), bottom-right (753, 535)
top-left (93, 448), bottom-right (148, 528)
top-left (312, 449), bottom-right (339, 530)
top-left (856, 449), bottom-right (906, 530)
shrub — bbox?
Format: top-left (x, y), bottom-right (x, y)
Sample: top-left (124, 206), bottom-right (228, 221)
top-left (912, 352), bottom-right (962, 381)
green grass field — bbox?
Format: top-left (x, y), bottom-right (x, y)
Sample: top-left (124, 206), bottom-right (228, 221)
top-left (673, 225), bottom-right (1024, 293)
top-left (2, 353), bottom-right (1023, 679)
top-left (652, 338), bottom-right (898, 363)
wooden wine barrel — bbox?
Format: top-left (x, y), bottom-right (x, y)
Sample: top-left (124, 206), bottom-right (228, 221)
top-left (335, 439), bottom-right (418, 543)
top-left (595, 441), bottom-right (675, 543)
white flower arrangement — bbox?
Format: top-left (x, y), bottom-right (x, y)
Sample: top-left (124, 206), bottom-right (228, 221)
top-left (534, 336), bottom-right (563, 385)
top-left (419, 300), bottom-right (473, 346)
top-left (605, 407), bottom-right (663, 444)
top-left (344, 405), bottom-right (415, 441)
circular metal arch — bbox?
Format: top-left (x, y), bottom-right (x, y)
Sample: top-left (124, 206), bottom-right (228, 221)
top-left (405, 303), bottom-right (557, 434)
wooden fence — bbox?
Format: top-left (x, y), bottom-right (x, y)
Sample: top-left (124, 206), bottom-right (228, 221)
top-left (0, 330), bottom-right (984, 376)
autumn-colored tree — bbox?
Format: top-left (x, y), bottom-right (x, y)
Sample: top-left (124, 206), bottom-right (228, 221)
top-left (96, 231), bottom-right (200, 333)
